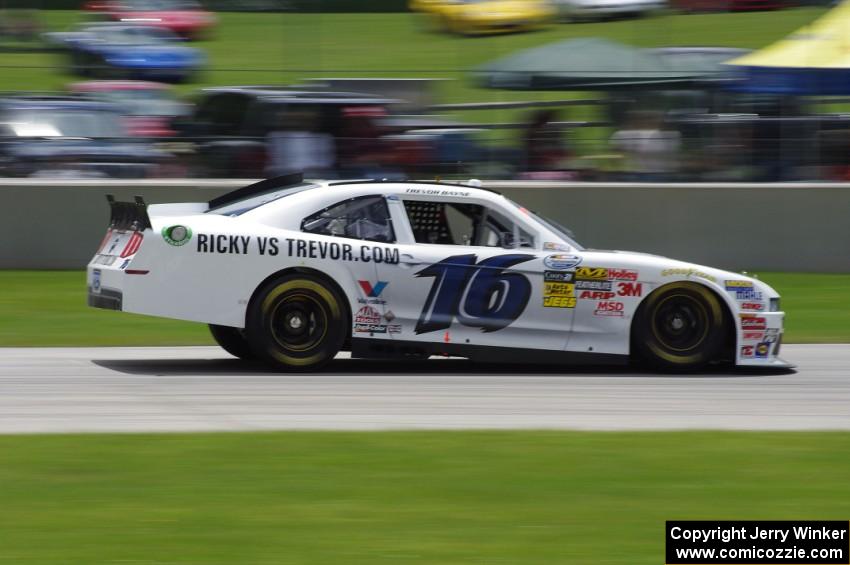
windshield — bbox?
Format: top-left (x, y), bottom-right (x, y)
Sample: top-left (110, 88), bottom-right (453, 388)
top-left (6, 110), bottom-right (126, 137)
top-left (206, 183), bottom-right (318, 216)
top-left (509, 199), bottom-right (584, 251)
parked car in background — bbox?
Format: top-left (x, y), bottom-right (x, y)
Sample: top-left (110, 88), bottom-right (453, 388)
top-left (83, 0), bottom-right (217, 40)
top-left (551, 0), bottom-right (664, 20)
top-left (45, 23), bottom-right (204, 83)
top-left (410, 0), bottom-right (555, 35)
top-left (173, 86), bottom-right (399, 177)
top-left (0, 95), bottom-right (169, 178)
top-left (70, 80), bottom-right (190, 137)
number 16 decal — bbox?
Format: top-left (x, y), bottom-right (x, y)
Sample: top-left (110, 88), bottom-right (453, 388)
top-left (415, 254), bottom-right (534, 334)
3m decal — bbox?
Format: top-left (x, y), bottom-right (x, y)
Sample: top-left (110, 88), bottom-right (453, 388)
top-left (543, 254), bottom-right (582, 270)
top-left (576, 267), bottom-right (608, 280)
top-left (162, 225), bottom-right (192, 247)
top-left (415, 254), bottom-right (534, 334)
top-left (616, 282), bottom-right (643, 297)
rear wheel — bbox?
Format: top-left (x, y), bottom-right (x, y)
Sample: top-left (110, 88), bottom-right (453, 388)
top-left (246, 274), bottom-right (348, 371)
top-left (632, 282), bottom-right (728, 371)
top-left (209, 324), bottom-right (254, 360)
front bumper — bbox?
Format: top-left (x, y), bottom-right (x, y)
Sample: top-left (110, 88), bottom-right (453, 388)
top-left (735, 311), bottom-right (790, 367)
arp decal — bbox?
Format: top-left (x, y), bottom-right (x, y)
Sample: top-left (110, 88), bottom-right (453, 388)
top-left (579, 290), bottom-right (615, 300)
top-left (162, 225), bottom-right (192, 247)
top-left (543, 254), bottom-right (582, 270)
top-left (415, 254), bottom-right (534, 334)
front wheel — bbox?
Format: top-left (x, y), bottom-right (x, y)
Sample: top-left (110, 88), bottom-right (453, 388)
top-left (632, 282), bottom-right (728, 371)
top-left (245, 274), bottom-right (348, 371)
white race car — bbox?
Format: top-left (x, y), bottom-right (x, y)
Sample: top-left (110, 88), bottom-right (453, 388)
top-left (88, 174), bottom-right (789, 371)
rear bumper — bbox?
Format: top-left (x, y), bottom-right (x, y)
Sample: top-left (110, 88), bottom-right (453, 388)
top-left (87, 286), bottom-right (123, 310)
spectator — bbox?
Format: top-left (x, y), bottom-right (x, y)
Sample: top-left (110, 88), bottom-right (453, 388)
top-left (610, 110), bottom-right (681, 182)
top-left (265, 109), bottom-right (335, 179)
top-left (521, 108), bottom-right (572, 176)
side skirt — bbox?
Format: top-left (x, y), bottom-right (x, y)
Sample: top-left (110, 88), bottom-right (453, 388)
top-left (351, 338), bottom-right (629, 366)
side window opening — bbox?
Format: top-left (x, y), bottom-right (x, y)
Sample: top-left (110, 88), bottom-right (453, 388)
top-left (301, 195), bottom-right (395, 243)
top-left (403, 200), bottom-right (535, 248)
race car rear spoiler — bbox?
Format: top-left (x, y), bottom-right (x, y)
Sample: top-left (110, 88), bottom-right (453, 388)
top-left (106, 194), bottom-right (152, 231)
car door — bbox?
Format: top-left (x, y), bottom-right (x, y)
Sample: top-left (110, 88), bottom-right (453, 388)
top-left (374, 194), bottom-right (575, 353)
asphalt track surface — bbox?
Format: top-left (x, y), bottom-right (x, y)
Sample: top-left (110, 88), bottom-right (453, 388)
top-left (0, 344), bottom-right (848, 433)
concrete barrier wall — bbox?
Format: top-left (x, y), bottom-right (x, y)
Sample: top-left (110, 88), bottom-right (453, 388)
top-left (2, 179), bottom-right (848, 272)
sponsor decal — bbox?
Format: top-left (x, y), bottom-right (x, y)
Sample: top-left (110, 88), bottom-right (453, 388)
top-left (763, 328), bottom-right (780, 344)
top-left (579, 290), bottom-right (616, 300)
top-left (119, 259), bottom-right (131, 270)
top-left (742, 331), bottom-right (764, 341)
top-left (607, 268), bottom-right (639, 281)
top-left (616, 282), bottom-right (643, 297)
top-left (91, 269), bottom-right (101, 294)
top-left (576, 267), bottom-right (608, 281)
top-left (162, 225), bottom-right (192, 247)
top-left (543, 279), bottom-right (576, 308)
top-left (543, 241), bottom-right (570, 252)
top-left (543, 295), bottom-right (576, 308)
top-left (741, 315), bottom-right (767, 330)
top-left (416, 254), bottom-right (534, 333)
top-left (740, 302), bottom-right (764, 311)
top-left (355, 306), bottom-right (381, 325)
top-left (725, 280), bottom-right (754, 289)
top-left (575, 280), bottom-right (612, 291)
top-left (543, 254), bottom-right (582, 270)
top-left (194, 234), bottom-right (400, 264)
top-left (404, 187), bottom-right (470, 197)
top-left (544, 271), bottom-right (574, 282)
top-left (730, 289), bottom-right (764, 301)
top-left (661, 268), bottom-right (717, 283)
top-left (755, 342), bottom-right (770, 358)
top-left (357, 280), bottom-right (388, 305)
top-left (741, 345), bottom-right (754, 357)
top-left (594, 301), bottom-right (624, 317)
top-left (92, 254), bottom-right (118, 266)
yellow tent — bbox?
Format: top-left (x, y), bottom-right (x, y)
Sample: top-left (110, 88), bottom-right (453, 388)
top-left (727, 1), bottom-right (850, 93)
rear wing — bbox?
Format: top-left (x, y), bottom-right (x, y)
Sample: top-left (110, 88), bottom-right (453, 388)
top-left (106, 194), bottom-right (152, 231)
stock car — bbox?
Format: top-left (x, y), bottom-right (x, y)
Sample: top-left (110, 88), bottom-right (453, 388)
top-left (87, 174), bottom-right (789, 371)
top-left (410, 0), bottom-right (555, 35)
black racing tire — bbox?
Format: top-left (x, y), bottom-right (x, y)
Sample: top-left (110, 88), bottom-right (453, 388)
top-left (245, 273), bottom-right (348, 372)
top-left (632, 282), bottom-right (728, 371)
top-left (208, 324), bottom-right (254, 360)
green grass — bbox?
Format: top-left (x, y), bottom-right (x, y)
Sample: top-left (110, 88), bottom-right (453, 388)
top-left (0, 431), bottom-right (848, 564)
top-left (0, 270), bottom-right (847, 346)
